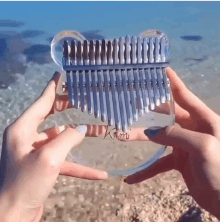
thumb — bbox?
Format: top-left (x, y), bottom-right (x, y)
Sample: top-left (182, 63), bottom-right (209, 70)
top-left (38, 125), bottom-right (87, 166)
top-left (144, 125), bottom-right (210, 154)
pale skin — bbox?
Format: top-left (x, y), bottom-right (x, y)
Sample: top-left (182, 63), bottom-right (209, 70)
top-left (0, 72), bottom-right (108, 222)
top-left (0, 68), bottom-right (220, 221)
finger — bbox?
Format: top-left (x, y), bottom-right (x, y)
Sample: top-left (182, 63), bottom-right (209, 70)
top-left (36, 124), bottom-right (108, 145)
top-left (60, 161), bottom-right (108, 180)
top-left (167, 67), bottom-right (215, 118)
top-left (34, 125), bottom-right (66, 148)
top-left (174, 102), bottom-right (191, 126)
top-left (50, 96), bottom-right (71, 114)
top-left (149, 99), bottom-right (190, 127)
top-left (37, 125), bottom-right (87, 165)
top-left (15, 72), bottom-right (60, 130)
top-left (144, 124), bottom-right (214, 154)
top-left (124, 154), bottom-right (174, 184)
top-left (116, 123), bottom-right (180, 142)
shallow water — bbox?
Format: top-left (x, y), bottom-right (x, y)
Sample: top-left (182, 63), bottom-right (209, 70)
top-left (1, 3), bottom-right (220, 221)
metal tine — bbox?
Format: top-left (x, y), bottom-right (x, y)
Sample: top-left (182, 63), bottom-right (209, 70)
top-left (102, 39), bottom-right (113, 126)
top-left (149, 38), bottom-right (154, 63)
top-left (131, 36), bottom-right (137, 64)
top-left (84, 40), bottom-right (93, 115)
top-left (70, 40), bottom-right (77, 65)
top-left (66, 71), bottom-right (74, 107)
top-left (141, 37), bottom-right (150, 112)
top-left (162, 68), bottom-right (171, 101)
top-left (72, 70), bottom-right (79, 109)
top-left (155, 37), bottom-right (160, 63)
top-left (67, 40), bottom-right (75, 107)
top-left (137, 37), bottom-right (142, 64)
top-left (120, 37), bottom-right (132, 127)
top-left (137, 37), bottom-right (145, 116)
top-left (73, 41), bottom-right (82, 109)
top-left (160, 39), bottom-right (170, 101)
top-left (132, 36), bottom-right (144, 117)
top-left (126, 36), bottom-right (138, 122)
top-left (151, 68), bottom-right (160, 106)
top-left (63, 40), bottom-right (69, 66)
top-left (157, 68), bottom-right (166, 103)
top-left (154, 37), bottom-right (164, 104)
top-left (90, 40), bottom-right (99, 118)
top-left (139, 69), bottom-right (149, 113)
top-left (114, 38), bottom-right (127, 132)
top-left (161, 37), bottom-right (166, 62)
top-left (143, 38), bottom-right (148, 63)
top-left (128, 69), bottom-right (138, 121)
top-left (78, 40), bottom-right (87, 112)
top-left (77, 41), bottom-right (83, 65)
top-left (134, 66), bottom-right (145, 115)
top-left (83, 40), bottom-right (89, 65)
top-left (96, 40), bottom-right (106, 122)
top-left (108, 40), bottom-right (121, 130)
top-left (145, 68), bottom-right (155, 110)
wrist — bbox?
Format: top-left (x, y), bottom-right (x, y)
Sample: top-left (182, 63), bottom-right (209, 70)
top-left (0, 192), bottom-right (43, 222)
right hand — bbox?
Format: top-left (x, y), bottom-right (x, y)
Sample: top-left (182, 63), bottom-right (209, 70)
top-left (123, 67), bottom-right (220, 219)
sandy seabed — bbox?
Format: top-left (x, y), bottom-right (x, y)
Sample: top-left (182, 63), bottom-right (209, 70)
top-left (42, 170), bottom-right (218, 222)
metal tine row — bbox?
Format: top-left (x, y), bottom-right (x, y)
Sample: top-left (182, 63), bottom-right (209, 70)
top-left (64, 69), bottom-right (170, 132)
top-left (66, 70), bottom-right (170, 131)
top-left (63, 37), bottom-right (169, 132)
top-left (64, 36), bottom-right (167, 65)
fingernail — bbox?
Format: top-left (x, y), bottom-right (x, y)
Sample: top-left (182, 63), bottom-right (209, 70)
top-left (59, 125), bottom-right (66, 132)
top-left (76, 125), bottom-right (87, 135)
top-left (51, 72), bottom-right (59, 81)
top-left (144, 126), bottom-right (164, 138)
top-left (99, 171), bottom-right (108, 180)
top-left (124, 177), bottom-right (133, 184)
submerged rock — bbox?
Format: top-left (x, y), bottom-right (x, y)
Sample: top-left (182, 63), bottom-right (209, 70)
top-left (81, 30), bottom-right (105, 40)
top-left (183, 55), bottom-right (208, 63)
top-left (0, 19), bottom-right (25, 27)
top-left (0, 31), bottom-right (30, 89)
top-left (181, 35), bottom-right (203, 41)
top-left (23, 44), bottom-right (52, 64)
top-left (21, 30), bottom-right (45, 38)
top-left (0, 31), bottom-right (52, 89)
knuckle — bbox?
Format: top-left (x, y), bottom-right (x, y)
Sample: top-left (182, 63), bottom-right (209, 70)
top-left (38, 151), bottom-right (60, 172)
top-left (5, 124), bottom-right (15, 136)
top-left (201, 134), bottom-right (218, 155)
top-left (4, 124), bottom-right (18, 141)
top-left (6, 124), bottom-right (25, 145)
top-left (165, 125), bottom-right (176, 136)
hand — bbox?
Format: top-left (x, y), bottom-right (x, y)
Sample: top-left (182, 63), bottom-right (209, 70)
top-left (123, 67), bottom-right (220, 219)
top-left (0, 72), bottom-right (108, 222)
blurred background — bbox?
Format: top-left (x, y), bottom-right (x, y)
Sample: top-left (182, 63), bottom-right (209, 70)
top-left (0, 2), bottom-right (220, 221)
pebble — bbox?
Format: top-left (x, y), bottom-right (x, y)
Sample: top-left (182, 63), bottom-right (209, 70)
top-left (78, 194), bottom-right (84, 202)
top-left (57, 201), bottom-right (65, 208)
top-left (51, 188), bottom-right (57, 194)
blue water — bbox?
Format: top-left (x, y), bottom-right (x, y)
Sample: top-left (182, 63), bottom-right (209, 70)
top-left (1, 1), bottom-right (220, 41)
top-left (1, 1), bottom-right (220, 141)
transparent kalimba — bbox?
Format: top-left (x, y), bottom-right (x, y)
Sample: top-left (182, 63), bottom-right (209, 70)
top-left (51, 30), bottom-right (175, 176)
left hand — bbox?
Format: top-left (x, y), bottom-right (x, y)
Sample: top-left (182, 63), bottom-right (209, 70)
top-left (0, 72), bottom-right (108, 222)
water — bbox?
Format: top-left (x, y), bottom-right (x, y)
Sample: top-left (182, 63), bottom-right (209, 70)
top-left (1, 1), bottom-right (220, 166)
